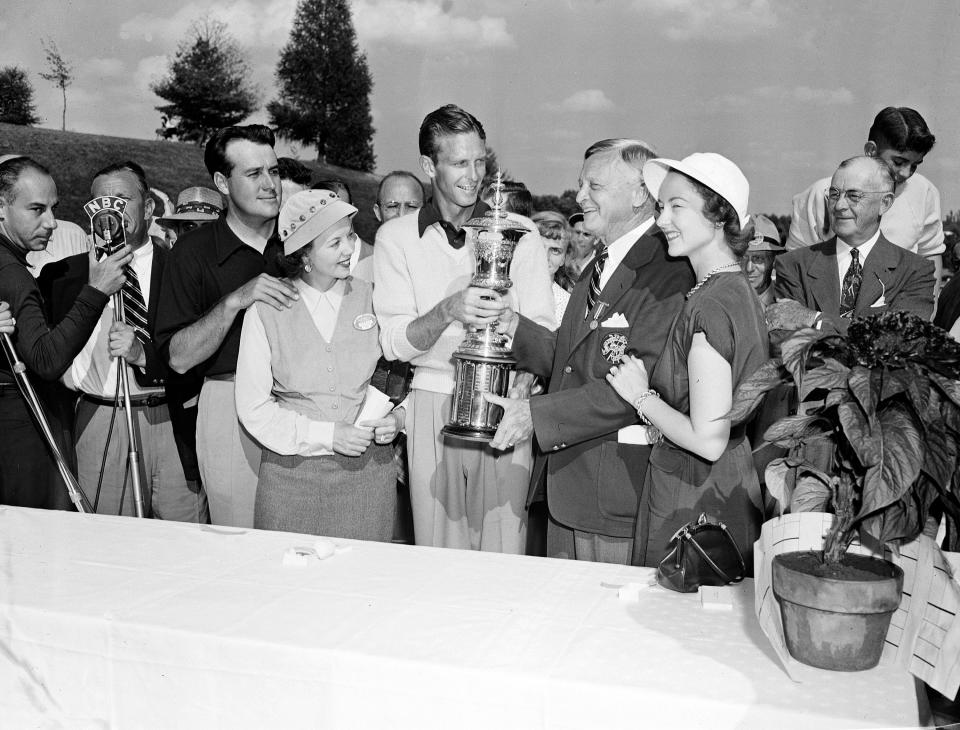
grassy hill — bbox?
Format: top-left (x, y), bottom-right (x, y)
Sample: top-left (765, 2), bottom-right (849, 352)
top-left (0, 123), bottom-right (383, 242)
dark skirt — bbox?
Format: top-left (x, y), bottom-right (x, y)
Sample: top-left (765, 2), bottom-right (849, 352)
top-left (632, 437), bottom-right (763, 575)
top-left (255, 443), bottom-right (396, 541)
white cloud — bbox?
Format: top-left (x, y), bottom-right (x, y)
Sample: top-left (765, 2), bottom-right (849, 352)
top-left (134, 56), bottom-right (170, 96)
top-left (352, 0), bottom-right (513, 50)
top-left (80, 58), bottom-right (125, 79)
top-left (118, 0), bottom-right (295, 49)
top-left (544, 89), bottom-right (615, 113)
top-left (630, 0), bottom-right (777, 41)
top-left (708, 85), bottom-right (854, 112)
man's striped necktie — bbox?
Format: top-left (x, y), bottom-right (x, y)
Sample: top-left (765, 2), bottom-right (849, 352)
top-left (122, 264), bottom-right (149, 343)
top-left (585, 246), bottom-right (608, 318)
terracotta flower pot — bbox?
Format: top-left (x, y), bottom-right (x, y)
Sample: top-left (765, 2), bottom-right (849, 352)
top-left (772, 550), bottom-right (904, 671)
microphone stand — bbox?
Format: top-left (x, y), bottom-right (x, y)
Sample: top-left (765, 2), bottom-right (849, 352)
top-left (0, 333), bottom-right (92, 512)
top-left (101, 227), bottom-right (146, 519)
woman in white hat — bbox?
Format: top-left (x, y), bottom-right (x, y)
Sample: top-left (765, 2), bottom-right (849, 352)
top-left (606, 153), bottom-right (768, 572)
top-left (235, 190), bottom-right (402, 540)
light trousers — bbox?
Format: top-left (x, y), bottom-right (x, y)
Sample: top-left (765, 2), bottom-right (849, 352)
top-left (197, 378), bottom-right (259, 527)
top-left (406, 389), bottom-right (531, 553)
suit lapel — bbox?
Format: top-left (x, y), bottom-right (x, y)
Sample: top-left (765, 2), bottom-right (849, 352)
top-left (566, 226), bottom-right (661, 355)
top-left (856, 235), bottom-right (898, 314)
top-left (806, 237), bottom-right (841, 316)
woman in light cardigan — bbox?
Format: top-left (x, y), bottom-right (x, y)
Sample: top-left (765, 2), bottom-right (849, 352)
top-left (236, 190), bottom-right (403, 540)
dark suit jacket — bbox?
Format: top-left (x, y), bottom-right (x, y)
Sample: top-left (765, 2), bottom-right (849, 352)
top-left (774, 234), bottom-right (935, 336)
top-left (44, 242), bottom-right (201, 479)
top-left (512, 225), bottom-right (694, 538)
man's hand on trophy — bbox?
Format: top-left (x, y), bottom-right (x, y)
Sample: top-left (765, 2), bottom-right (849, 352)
top-left (496, 304), bottom-right (519, 337)
top-left (443, 286), bottom-right (505, 326)
top-left (483, 393), bottom-right (533, 451)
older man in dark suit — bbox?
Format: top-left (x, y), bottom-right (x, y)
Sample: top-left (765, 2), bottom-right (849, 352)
top-left (769, 156), bottom-right (935, 335)
top-left (487, 138), bottom-right (694, 563)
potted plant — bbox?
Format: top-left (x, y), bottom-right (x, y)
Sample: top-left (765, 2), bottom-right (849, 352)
top-left (729, 310), bottom-right (960, 671)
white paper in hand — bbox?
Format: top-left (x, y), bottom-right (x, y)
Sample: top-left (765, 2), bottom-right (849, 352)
top-left (355, 385), bottom-right (393, 430)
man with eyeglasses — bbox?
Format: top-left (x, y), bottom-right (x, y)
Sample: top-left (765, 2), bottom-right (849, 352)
top-left (787, 107), bottom-right (943, 288)
top-left (373, 171), bottom-right (424, 225)
top-left (769, 156), bottom-right (934, 336)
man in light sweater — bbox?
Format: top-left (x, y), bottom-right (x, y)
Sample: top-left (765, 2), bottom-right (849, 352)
top-left (373, 104), bottom-right (555, 553)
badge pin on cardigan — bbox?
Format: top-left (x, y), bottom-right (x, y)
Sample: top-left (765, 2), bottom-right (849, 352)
top-left (354, 313), bottom-right (376, 331)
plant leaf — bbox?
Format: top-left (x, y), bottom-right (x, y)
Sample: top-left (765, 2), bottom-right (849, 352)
top-left (763, 414), bottom-right (829, 449)
top-left (930, 371), bottom-right (960, 410)
top-left (791, 473), bottom-right (832, 513)
top-left (798, 357), bottom-right (851, 401)
top-left (856, 404), bottom-right (924, 521)
top-left (837, 401), bottom-right (881, 467)
top-left (920, 417), bottom-right (957, 490)
top-left (780, 328), bottom-right (831, 392)
top-left (877, 367), bottom-right (911, 402)
top-left (764, 457), bottom-right (794, 511)
top-left (847, 365), bottom-right (876, 418)
top-left (727, 358), bottom-right (786, 422)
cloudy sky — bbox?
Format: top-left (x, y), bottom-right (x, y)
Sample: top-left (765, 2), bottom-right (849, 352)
top-left (3, 0), bottom-right (960, 214)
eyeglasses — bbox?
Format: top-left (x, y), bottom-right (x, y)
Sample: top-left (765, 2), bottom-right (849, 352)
top-left (825, 188), bottom-right (893, 205)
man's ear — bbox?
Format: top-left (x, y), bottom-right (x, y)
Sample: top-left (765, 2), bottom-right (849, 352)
top-left (419, 154), bottom-right (436, 180)
top-left (373, 204), bottom-right (383, 223)
top-left (864, 141), bottom-right (879, 157)
top-left (878, 191), bottom-right (895, 217)
top-left (213, 171), bottom-right (229, 197)
top-left (144, 196), bottom-right (155, 221)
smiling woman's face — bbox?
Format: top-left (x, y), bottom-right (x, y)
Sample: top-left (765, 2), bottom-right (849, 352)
top-left (301, 218), bottom-right (355, 286)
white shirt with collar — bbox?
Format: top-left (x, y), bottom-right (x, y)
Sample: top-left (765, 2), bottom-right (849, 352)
top-left (835, 229), bottom-right (881, 295)
top-left (64, 241), bottom-right (162, 398)
top-left (235, 277), bottom-right (346, 457)
top-left (598, 217), bottom-right (655, 290)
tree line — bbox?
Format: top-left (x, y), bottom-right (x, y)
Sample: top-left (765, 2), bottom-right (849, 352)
top-left (0, 0), bottom-right (375, 172)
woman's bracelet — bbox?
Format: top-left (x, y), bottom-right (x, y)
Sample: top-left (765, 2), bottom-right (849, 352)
top-left (632, 389), bottom-right (660, 425)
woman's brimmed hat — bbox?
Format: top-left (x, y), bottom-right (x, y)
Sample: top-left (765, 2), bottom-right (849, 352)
top-left (642, 153), bottom-right (750, 229)
top-left (279, 190), bottom-right (357, 256)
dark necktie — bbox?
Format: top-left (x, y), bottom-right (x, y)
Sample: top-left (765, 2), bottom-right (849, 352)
top-left (585, 246), bottom-right (608, 318)
top-left (840, 247), bottom-right (862, 318)
top-left (122, 264), bottom-right (149, 343)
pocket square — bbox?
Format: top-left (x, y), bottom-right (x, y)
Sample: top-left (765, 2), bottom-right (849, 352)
top-left (869, 296), bottom-right (887, 308)
top-left (601, 312), bottom-right (629, 327)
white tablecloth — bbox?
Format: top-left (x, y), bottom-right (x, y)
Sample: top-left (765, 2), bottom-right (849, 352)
top-left (0, 507), bottom-right (920, 729)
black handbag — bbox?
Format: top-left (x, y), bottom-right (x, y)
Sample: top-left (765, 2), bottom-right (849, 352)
top-left (656, 513), bottom-right (746, 593)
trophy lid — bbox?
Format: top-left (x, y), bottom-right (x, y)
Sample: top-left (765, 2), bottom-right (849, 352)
top-left (463, 170), bottom-right (529, 235)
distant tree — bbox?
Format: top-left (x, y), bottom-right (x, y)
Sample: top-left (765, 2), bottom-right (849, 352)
top-left (0, 66), bottom-right (41, 126)
top-left (268, 0), bottom-right (375, 172)
top-left (38, 40), bottom-right (72, 131)
top-left (482, 146), bottom-right (512, 189)
top-left (151, 18), bottom-right (259, 146)
top-left (531, 190), bottom-right (580, 217)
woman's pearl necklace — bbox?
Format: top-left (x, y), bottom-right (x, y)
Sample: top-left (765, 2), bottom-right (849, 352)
top-left (686, 262), bottom-right (741, 299)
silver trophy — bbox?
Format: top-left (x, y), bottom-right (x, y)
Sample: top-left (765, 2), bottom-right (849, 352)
top-left (442, 173), bottom-right (528, 442)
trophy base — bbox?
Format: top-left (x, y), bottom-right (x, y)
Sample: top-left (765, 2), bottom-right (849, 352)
top-left (440, 423), bottom-right (499, 442)
top-left (443, 351), bottom-right (516, 443)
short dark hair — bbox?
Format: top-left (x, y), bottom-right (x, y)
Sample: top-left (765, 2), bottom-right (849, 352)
top-left (312, 178), bottom-right (352, 203)
top-left (418, 104), bottom-right (486, 161)
top-left (675, 171), bottom-right (754, 257)
top-left (91, 160), bottom-right (149, 197)
top-left (277, 242), bottom-right (313, 278)
top-left (277, 157), bottom-right (312, 186)
top-left (868, 107), bottom-right (936, 156)
top-left (376, 170), bottom-right (424, 203)
top-left (204, 125), bottom-right (276, 178)
top-left (0, 156), bottom-right (51, 203)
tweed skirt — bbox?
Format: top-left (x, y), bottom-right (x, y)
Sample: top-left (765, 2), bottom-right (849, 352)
top-left (255, 443), bottom-right (396, 541)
